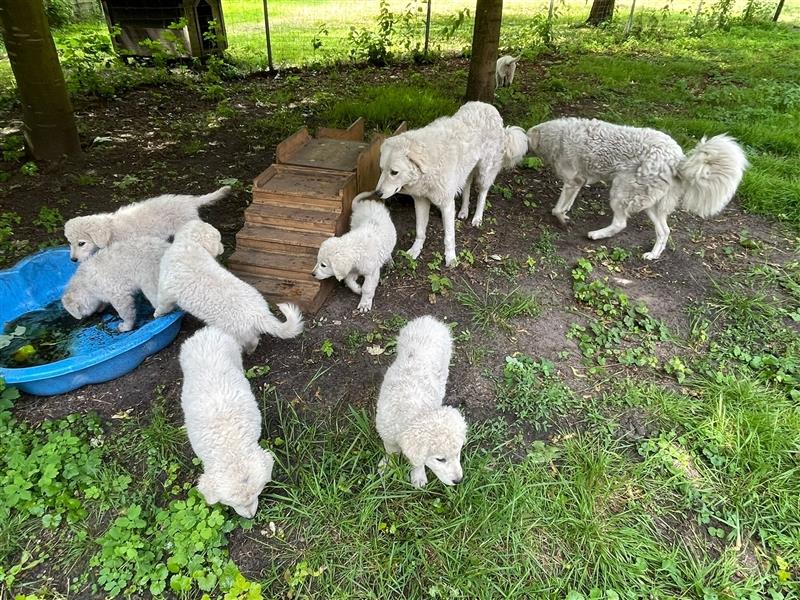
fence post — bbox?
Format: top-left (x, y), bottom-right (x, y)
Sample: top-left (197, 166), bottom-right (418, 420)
top-left (773, 0), bottom-right (785, 21)
top-left (624, 0), bottom-right (637, 35)
top-left (262, 0), bottom-right (274, 71)
top-left (424, 0), bottom-right (432, 56)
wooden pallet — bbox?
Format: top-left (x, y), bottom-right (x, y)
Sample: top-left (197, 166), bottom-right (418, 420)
top-left (228, 120), bottom-right (406, 313)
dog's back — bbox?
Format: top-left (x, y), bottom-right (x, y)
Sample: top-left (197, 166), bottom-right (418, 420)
top-left (529, 118), bottom-right (683, 183)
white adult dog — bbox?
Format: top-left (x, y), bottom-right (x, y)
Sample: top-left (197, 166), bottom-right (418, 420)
top-left (61, 237), bottom-right (169, 331)
top-left (155, 220), bottom-right (303, 352)
top-left (180, 326), bottom-right (275, 518)
top-left (376, 315), bottom-right (467, 488)
top-left (64, 186), bottom-right (230, 262)
top-left (495, 55), bottom-right (520, 88)
top-left (527, 118), bottom-right (749, 259)
top-left (312, 191), bottom-right (397, 313)
top-left (376, 101), bottom-right (505, 267)
top-left (502, 126), bottom-right (529, 170)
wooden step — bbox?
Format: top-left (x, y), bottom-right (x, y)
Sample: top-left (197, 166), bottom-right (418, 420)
top-left (243, 203), bottom-right (340, 234)
top-left (229, 247), bottom-right (317, 276)
top-left (228, 253), bottom-right (318, 283)
top-left (238, 273), bottom-right (334, 314)
top-left (236, 223), bottom-right (332, 250)
top-left (253, 164), bottom-right (356, 203)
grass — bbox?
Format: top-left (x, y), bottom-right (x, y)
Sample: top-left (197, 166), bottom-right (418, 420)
top-left (455, 281), bottom-right (540, 332)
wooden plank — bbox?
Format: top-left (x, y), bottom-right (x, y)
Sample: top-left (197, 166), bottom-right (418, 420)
top-left (275, 127), bottom-right (311, 164)
top-left (317, 117), bottom-right (365, 141)
top-left (252, 191), bottom-right (342, 211)
top-left (283, 139), bottom-right (368, 172)
top-left (229, 246), bottom-right (318, 274)
top-left (236, 223), bottom-right (331, 249)
top-left (244, 203), bottom-right (339, 233)
top-left (254, 164), bottom-right (354, 201)
top-left (238, 273), bottom-right (334, 313)
top-left (358, 134), bottom-right (383, 192)
top-left (227, 259), bottom-right (318, 283)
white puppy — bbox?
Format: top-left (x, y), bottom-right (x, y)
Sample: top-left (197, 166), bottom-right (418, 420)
top-left (64, 186), bottom-right (231, 262)
top-left (376, 102), bottom-right (505, 266)
top-left (179, 326), bottom-right (274, 518)
top-left (155, 220), bottom-right (303, 352)
top-left (312, 191), bottom-right (397, 313)
top-left (376, 315), bottom-right (467, 488)
top-left (61, 236), bottom-right (169, 332)
top-left (502, 126), bottom-right (529, 170)
top-left (528, 117), bottom-right (749, 259)
top-left (496, 55), bottom-right (520, 88)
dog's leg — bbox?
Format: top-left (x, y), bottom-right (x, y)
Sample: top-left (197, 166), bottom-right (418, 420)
top-left (588, 206), bottom-right (628, 240)
top-left (470, 162), bottom-right (501, 228)
top-left (552, 180), bottom-right (584, 225)
top-left (407, 196), bottom-right (430, 260)
top-left (357, 270), bottom-right (380, 313)
top-left (458, 170), bottom-right (475, 220)
top-left (344, 274), bottom-right (362, 295)
top-left (642, 207), bottom-right (671, 260)
top-left (441, 201), bottom-right (458, 267)
top-left (410, 464), bottom-right (428, 488)
top-left (111, 295), bottom-right (137, 332)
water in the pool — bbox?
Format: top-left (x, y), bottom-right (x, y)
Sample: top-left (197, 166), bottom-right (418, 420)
top-left (0, 297), bottom-right (156, 367)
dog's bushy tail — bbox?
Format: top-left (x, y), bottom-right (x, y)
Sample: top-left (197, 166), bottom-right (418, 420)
top-left (352, 190), bottom-right (377, 205)
top-left (678, 134), bottom-right (748, 218)
top-left (258, 302), bottom-right (304, 339)
top-left (193, 185), bottom-right (232, 208)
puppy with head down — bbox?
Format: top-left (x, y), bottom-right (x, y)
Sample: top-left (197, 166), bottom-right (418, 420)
top-left (155, 220), bottom-right (303, 352)
top-left (376, 315), bottom-right (467, 488)
top-left (64, 186), bottom-right (230, 262)
top-left (61, 236), bottom-right (169, 332)
top-left (180, 326), bottom-right (274, 518)
top-left (312, 191), bottom-right (396, 313)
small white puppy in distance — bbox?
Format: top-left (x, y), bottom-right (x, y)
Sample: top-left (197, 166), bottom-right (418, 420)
top-left (64, 186), bottom-right (231, 262)
top-left (61, 236), bottom-right (169, 331)
top-left (180, 326), bottom-right (274, 518)
top-left (376, 101), bottom-right (505, 267)
top-left (376, 315), bottom-right (467, 488)
top-left (527, 117), bottom-right (749, 260)
top-left (496, 55), bottom-right (520, 88)
top-left (312, 191), bottom-right (397, 313)
top-left (155, 220), bottom-right (303, 352)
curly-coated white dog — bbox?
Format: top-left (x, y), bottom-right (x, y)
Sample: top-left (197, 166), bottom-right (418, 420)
top-left (155, 220), bottom-right (303, 352)
top-left (312, 191), bottom-right (397, 313)
top-left (495, 55), bottom-right (520, 88)
top-left (527, 118), bottom-right (749, 260)
top-left (376, 315), bottom-right (467, 488)
top-left (180, 326), bottom-right (275, 518)
top-left (376, 101), bottom-right (505, 267)
top-left (64, 186), bottom-right (231, 262)
top-left (501, 126), bottom-right (529, 170)
top-left (61, 236), bottom-right (169, 331)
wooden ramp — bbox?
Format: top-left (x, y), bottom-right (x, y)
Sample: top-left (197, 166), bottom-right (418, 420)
top-left (229, 119), bottom-right (406, 313)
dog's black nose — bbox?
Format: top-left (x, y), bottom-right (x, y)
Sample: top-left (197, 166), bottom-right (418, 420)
top-left (70, 257), bottom-right (78, 262)
top-left (453, 476), bottom-right (463, 484)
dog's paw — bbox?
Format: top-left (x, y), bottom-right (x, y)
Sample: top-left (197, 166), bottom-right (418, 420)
top-left (641, 251), bottom-right (660, 261)
top-left (587, 229), bottom-right (602, 240)
top-left (445, 255), bottom-right (458, 268)
top-left (471, 215), bottom-right (483, 228)
top-left (356, 299), bottom-right (373, 313)
top-left (553, 212), bottom-right (571, 227)
top-left (457, 209), bottom-right (468, 220)
top-left (118, 322), bottom-right (134, 333)
top-left (406, 245), bottom-right (423, 260)
top-left (410, 468), bottom-right (428, 488)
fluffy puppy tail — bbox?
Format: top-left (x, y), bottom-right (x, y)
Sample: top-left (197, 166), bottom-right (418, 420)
top-left (352, 190), bottom-right (377, 205)
top-left (677, 134), bottom-right (748, 218)
top-left (192, 185), bottom-right (232, 208)
top-left (258, 302), bottom-right (304, 339)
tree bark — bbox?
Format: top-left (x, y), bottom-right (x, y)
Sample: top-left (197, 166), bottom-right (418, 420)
top-left (0, 0), bottom-right (81, 160)
top-left (465, 0), bottom-right (503, 103)
top-left (586, 0), bottom-right (616, 25)
top-left (773, 0), bottom-right (785, 21)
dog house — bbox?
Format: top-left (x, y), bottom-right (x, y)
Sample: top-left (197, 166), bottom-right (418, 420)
top-left (100, 0), bottom-right (227, 58)
top-left (229, 119), bottom-right (406, 313)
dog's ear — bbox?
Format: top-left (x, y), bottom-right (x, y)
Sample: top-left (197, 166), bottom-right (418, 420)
top-left (512, 56), bottom-right (521, 62)
top-left (85, 218), bottom-right (112, 248)
top-left (526, 128), bottom-right (541, 153)
top-left (196, 472), bottom-right (220, 505)
top-left (406, 142), bottom-right (430, 175)
top-left (329, 249), bottom-right (351, 282)
top-left (398, 425), bottom-right (430, 467)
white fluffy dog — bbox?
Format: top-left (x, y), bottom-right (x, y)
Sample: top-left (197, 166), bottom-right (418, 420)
top-left (527, 118), bottom-right (749, 259)
top-left (495, 55), bottom-right (520, 88)
top-left (502, 126), bottom-right (529, 170)
top-left (376, 316), bottom-right (467, 488)
top-left (180, 326), bottom-right (275, 518)
top-left (61, 236), bottom-right (169, 331)
top-left (376, 102), bottom-right (504, 266)
top-left (312, 191), bottom-right (397, 313)
top-left (155, 220), bottom-right (303, 352)
top-left (64, 186), bottom-right (231, 262)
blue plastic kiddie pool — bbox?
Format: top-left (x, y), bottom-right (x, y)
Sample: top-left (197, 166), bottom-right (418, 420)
top-left (0, 247), bottom-right (183, 396)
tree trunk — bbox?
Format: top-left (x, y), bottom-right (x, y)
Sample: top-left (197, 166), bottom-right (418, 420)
top-left (465, 0), bottom-right (503, 103)
top-left (0, 0), bottom-right (81, 160)
top-left (773, 0), bottom-right (785, 21)
top-left (586, 0), bottom-right (616, 25)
